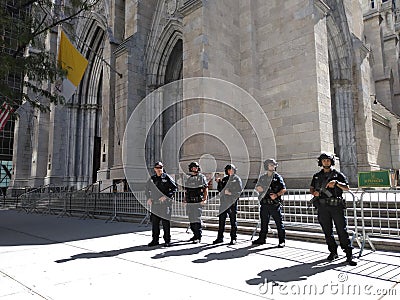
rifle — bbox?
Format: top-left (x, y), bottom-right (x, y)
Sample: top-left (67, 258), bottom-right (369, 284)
top-left (307, 186), bottom-right (333, 209)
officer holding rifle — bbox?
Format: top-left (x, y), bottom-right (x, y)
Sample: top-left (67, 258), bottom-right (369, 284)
top-left (310, 152), bottom-right (357, 266)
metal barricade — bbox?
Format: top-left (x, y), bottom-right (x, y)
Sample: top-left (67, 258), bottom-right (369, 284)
top-left (359, 190), bottom-right (400, 255)
top-left (13, 187), bottom-right (400, 253)
top-left (236, 189), bottom-right (360, 245)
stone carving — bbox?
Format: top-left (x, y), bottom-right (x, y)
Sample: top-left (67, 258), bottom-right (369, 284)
top-left (166, 0), bottom-right (177, 15)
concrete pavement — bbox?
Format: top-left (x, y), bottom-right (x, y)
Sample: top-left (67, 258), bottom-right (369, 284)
top-left (0, 209), bottom-right (399, 299)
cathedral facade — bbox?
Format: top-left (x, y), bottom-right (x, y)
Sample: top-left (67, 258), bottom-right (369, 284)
top-left (9, 0), bottom-right (400, 191)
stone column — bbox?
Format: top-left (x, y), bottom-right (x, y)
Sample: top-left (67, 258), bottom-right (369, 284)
top-left (96, 41), bottom-right (116, 188)
top-left (43, 105), bottom-right (66, 187)
top-left (380, 0), bottom-right (400, 114)
top-left (389, 118), bottom-right (400, 170)
top-left (363, 5), bottom-right (392, 110)
top-left (353, 38), bottom-right (379, 171)
top-left (9, 106), bottom-right (33, 189)
top-left (331, 82), bottom-right (358, 183)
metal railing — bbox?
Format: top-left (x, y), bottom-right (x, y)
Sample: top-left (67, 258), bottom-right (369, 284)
top-left (358, 190), bottom-right (400, 255)
top-left (7, 188), bottom-right (400, 253)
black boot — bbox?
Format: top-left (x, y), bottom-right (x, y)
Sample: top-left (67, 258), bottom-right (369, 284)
top-left (252, 238), bottom-right (266, 245)
top-left (148, 240), bottom-right (159, 247)
top-left (345, 249), bottom-right (357, 266)
top-left (327, 252), bottom-right (338, 261)
top-left (213, 238), bottom-right (223, 244)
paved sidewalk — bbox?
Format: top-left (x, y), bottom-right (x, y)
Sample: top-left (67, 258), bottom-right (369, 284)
top-left (0, 209), bottom-right (399, 300)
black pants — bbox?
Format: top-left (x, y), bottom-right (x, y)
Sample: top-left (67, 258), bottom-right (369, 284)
top-left (187, 203), bottom-right (203, 239)
top-left (317, 204), bottom-right (352, 254)
top-left (151, 204), bottom-right (171, 243)
top-left (217, 203), bottom-right (237, 240)
top-left (258, 203), bottom-right (285, 243)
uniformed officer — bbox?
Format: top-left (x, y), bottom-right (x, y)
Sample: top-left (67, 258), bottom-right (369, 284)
top-left (252, 159), bottom-right (286, 247)
top-left (184, 162), bottom-right (208, 243)
top-left (145, 161), bottom-right (177, 247)
top-left (310, 152), bottom-right (357, 265)
top-left (213, 164), bottom-right (243, 245)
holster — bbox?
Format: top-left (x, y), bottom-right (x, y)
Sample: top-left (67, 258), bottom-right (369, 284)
top-left (319, 197), bottom-right (345, 207)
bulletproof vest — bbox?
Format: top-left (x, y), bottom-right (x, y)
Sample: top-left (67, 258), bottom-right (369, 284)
top-left (186, 174), bottom-right (204, 199)
top-left (315, 170), bottom-right (342, 199)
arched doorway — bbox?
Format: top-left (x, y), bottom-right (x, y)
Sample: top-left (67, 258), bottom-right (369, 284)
top-left (162, 39), bottom-right (183, 174)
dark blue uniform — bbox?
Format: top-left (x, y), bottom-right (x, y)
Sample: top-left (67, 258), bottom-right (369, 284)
top-left (184, 173), bottom-right (208, 241)
top-left (145, 173), bottom-right (177, 244)
top-left (310, 169), bottom-right (352, 256)
top-left (255, 172), bottom-right (286, 244)
top-left (216, 174), bottom-right (243, 242)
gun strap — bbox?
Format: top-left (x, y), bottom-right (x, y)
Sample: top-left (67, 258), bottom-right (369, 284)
top-left (259, 171), bottom-right (275, 200)
top-left (320, 171), bottom-right (335, 197)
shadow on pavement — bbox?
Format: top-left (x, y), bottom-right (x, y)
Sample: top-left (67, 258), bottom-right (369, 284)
top-left (0, 209), bottom-right (147, 246)
top-left (55, 244), bottom-right (151, 263)
top-left (193, 243), bottom-right (278, 263)
top-left (151, 242), bottom-right (222, 259)
top-left (246, 258), bottom-right (343, 285)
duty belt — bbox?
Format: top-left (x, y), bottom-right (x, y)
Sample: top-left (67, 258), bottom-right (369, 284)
top-left (187, 196), bottom-right (202, 203)
top-left (261, 198), bottom-right (280, 205)
top-left (319, 197), bottom-right (343, 206)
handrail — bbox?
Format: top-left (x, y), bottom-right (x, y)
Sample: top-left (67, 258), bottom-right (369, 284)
top-left (18, 183), bottom-right (53, 197)
top-left (74, 182), bottom-right (99, 194)
top-left (99, 184), bottom-right (115, 193)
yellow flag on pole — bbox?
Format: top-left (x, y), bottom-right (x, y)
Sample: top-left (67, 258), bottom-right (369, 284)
top-left (57, 30), bottom-right (88, 101)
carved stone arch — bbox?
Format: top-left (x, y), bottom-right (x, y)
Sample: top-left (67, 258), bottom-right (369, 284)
top-left (145, 18), bottom-right (183, 172)
top-left (146, 21), bottom-right (183, 88)
top-left (325, 0), bottom-right (358, 183)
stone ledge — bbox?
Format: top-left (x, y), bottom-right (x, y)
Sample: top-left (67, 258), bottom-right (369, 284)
top-left (179, 0), bottom-right (202, 16)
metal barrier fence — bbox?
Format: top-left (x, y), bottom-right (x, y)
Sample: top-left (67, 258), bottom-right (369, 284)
top-left (359, 190), bottom-right (400, 255)
top-left (13, 189), bottom-right (358, 222)
top-left (7, 188), bottom-right (400, 254)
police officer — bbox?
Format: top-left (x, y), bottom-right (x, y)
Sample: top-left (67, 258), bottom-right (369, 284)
top-left (252, 159), bottom-right (286, 247)
top-left (310, 152), bottom-right (357, 266)
top-left (184, 162), bottom-right (208, 243)
top-left (213, 164), bottom-right (243, 245)
top-left (145, 161), bottom-right (177, 247)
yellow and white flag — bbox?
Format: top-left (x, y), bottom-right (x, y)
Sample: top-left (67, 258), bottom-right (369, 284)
top-left (57, 30), bottom-right (88, 101)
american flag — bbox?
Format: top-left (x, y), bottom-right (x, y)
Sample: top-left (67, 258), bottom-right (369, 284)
top-left (0, 102), bottom-right (14, 132)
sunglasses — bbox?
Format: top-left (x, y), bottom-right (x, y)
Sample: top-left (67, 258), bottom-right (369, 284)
top-left (154, 166), bottom-right (163, 169)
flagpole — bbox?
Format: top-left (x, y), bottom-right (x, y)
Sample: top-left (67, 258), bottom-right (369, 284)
top-left (63, 28), bottom-right (123, 79)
